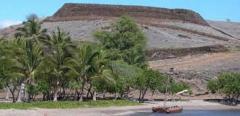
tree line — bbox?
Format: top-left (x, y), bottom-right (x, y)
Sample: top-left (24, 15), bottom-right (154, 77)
top-left (0, 15), bottom-right (189, 103)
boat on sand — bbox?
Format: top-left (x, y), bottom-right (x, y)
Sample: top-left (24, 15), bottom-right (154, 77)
top-left (152, 106), bottom-right (183, 113)
top-left (152, 68), bottom-right (184, 114)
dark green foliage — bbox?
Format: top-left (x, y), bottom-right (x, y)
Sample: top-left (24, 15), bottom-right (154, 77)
top-left (169, 81), bottom-right (190, 94)
top-left (94, 16), bottom-right (147, 68)
top-left (134, 68), bottom-right (166, 102)
top-left (26, 84), bottom-right (40, 100)
top-left (208, 72), bottom-right (240, 104)
top-left (157, 77), bottom-right (190, 95)
top-left (15, 15), bottom-right (48, 42)
top-left (0, 39), bottom-right (26, 102)
top-left (207, 79), bottom-right (219, 93)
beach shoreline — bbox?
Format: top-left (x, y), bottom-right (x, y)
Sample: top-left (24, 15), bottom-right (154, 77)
top-left (0, 100), bottom-right (239, 116)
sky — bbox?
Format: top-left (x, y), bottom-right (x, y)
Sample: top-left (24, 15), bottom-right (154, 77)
top-left (0, 0), bottom-right (240, 28)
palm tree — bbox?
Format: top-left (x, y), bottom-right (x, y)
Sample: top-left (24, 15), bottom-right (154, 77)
top-left (90, 50), bottom-right (115, 101)
top-left (14, 38), bottom-right (43, 102)
top-left (13, 15), bottom-right (47, 102)
top-left (42, 28), bottom-right (73, 101)
top-left (0, 40), bottom-right (25, 102)
top-left (15, 15), bottom-right (48, 42)
top-left (65, 44), bottom-right (98, 101)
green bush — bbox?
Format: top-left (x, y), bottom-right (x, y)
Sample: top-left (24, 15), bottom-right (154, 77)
top-left (208, 72), bottom-right (240, 104)
top-left (94, 16), bottom-right (147, 68)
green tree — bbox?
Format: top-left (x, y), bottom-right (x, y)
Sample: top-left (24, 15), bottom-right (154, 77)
top-left (42, 28), bottom-right (73, 101)
top-left (90, 50), bottom-right (115, 101)
top-left (95, 16), bottom-right (147, 68)
top-left (134, 68), bottom-right (166, 102)
top-left (208, 72), bottom-right (240, 104)
top-left (65, 43), bottom-right (99, 101)
top-left (14, 38), bottom-right (43, 102)
top-left (109, 60), bottom-right (142, 99)
top-left (0, 40), bottom-right (25, 102)
top-left (15, 15), bottom-right (48, 42)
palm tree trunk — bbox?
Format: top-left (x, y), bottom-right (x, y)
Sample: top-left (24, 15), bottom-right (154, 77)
top-left (114, 92), bottom-right (118, 100)
top-left (61, 86), bottom-right (66, 99)
top-left (138, 90), bottom-right (142, 102)
top-left (17, 83), bottom-right (25, 102)
top-left (87, 83), bottom-right (92, 98)
top-left (43, 93), bottom-right (46, 101)
top-left (103, 90), bottom-right (106, 99)
top-left (79, 80), bottom-right (85, 102)
top-left (53, 91), bottom-right (58, 102)
top-left (25, 89), bottom-right (30, 102)
top-left (126, 86), bottom-right (130, 98)
top-left (25, 77), bottom-right (33, 102)
top-left (5, 88), bottom-right (10, 100)
top-left (93, 91), bottom-right (97, 101)
top-left (53, 80), bottom-right (59, 102)
top-left (53, 87), bottom-right (58, 102)
top-left (75, 89), bottom-right (79, 100)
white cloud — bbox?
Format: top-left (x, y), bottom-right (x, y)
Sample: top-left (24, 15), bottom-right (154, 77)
top-left (0, 20), bottom-right (22, 29)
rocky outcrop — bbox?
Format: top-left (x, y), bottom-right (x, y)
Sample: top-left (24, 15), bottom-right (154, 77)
top-left (45, 3), bottom-right (209, 26)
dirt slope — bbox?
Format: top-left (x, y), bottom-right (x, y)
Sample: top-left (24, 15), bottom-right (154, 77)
top-left (150, 52), bottom-right (240, 72)
top-left (149, 52), bottom-right (240, 91)
top-left (208, 20), bottom-right (240, 39)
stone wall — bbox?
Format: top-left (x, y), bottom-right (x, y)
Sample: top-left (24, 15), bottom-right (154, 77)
top-left (46, 3), bottom-right (209, 26)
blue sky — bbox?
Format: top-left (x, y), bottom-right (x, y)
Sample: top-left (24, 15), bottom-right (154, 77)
top-left (0, 0), bottom-right (240, 28)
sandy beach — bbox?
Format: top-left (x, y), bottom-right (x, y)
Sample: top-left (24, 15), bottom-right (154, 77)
top-left (0, 100), bottom-right (239, 116)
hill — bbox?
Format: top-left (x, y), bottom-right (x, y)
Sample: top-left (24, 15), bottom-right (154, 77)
top-left (1, 3), bottom-right (240, 93)
top-left (41, 4), bottom-right (239, 60)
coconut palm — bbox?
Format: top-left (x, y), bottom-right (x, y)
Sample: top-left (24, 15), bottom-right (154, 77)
top-left (0, 58), bottom-right (24, 103)
top-left (65, 44), bottom-right (98, 101)
top-left (42, 28), bottom-right (73, 101)
top-left (13, 38), bottom-right (43, 102)
top-left (90, 50), bottom-right (116, 101)
top-left (0, 40), bottom-right (25, 102)
top-left (15, 15), bottom-right (48, 42)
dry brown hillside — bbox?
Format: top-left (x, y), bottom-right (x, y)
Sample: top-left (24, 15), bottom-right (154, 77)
top-left (42, 4), bottom-right (240, 60)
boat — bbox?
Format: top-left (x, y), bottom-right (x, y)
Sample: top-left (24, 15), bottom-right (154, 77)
top-left (152, 68), bottom-right (183, 113)
top-left (152, 106), bottom-right (183, 113)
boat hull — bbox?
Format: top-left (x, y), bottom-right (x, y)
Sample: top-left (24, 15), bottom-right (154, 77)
top-left (152, 106), bottom-right (183, 113)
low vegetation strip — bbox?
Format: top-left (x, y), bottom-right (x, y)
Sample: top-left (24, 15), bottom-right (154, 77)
top-left (0, 100), bottom-right (140, 109)
top-left (147, 45), bottom-right (228, 60)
